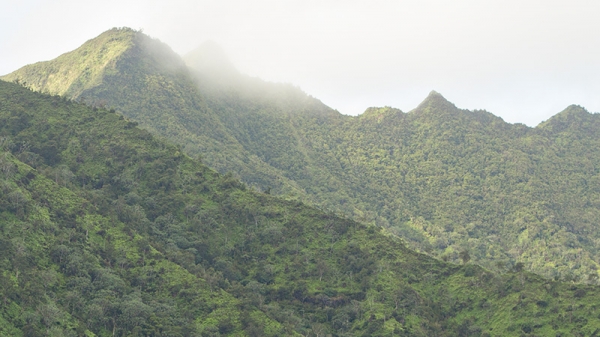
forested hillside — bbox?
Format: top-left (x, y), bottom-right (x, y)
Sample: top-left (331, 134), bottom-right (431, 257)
top-left (5, 68), bottom-right (600, 336)
top-left (1, 28), bottom-right (315, 202)
top-left (300, 94), bottom-right (600, 283)
top-left (4, 27), bottom-right (600, 284)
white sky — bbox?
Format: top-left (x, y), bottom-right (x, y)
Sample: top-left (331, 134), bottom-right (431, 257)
top-left (2, 0), bottom-right (599, 126)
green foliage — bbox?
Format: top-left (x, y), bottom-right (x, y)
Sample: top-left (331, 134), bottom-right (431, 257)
top-left (2, 80), bottom-right (600, 336)
top-left (195, 87), bottom-right (600, 283)
top-left (6, 27), bottom-right (600, 336)
top-left (7, 28), bottom-right (600, 284)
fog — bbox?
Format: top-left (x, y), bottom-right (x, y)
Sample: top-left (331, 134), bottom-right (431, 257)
top-left (2, 0), bottom-right (599, 126)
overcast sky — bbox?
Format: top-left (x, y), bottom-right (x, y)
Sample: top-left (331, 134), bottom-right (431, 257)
top-left (2, 0), bottom-right (599, 126)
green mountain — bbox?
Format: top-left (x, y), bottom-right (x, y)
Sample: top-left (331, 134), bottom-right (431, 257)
top-left (4, 27), bottom-right (600, 285)
top-left (2, 28), bottom-right (312, 201)
top-left (3, 72), bottom-right (600, 336)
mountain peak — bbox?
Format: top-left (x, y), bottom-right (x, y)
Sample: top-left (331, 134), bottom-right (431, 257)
top-left (413, 90), bottom-right (456, 113)
top-left (537, 104), bottom-right (595, 133)
top-left (99, 26), bottom-right (138, 39)
top-left (0, 27), bottom-right (185, 98)
top-left (1, 27), bottom-right (139, 97)
top-left (360, 106), bottom-right (403, 122)
top-left (427, 90), bottom-right (443, 98)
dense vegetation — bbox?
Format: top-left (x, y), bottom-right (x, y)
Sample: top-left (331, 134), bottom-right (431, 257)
top-left (4, 77), bottom-right (600, 336)
top-left (299, 97), bottom-right (600, 283)
top-left (4, 27), bottom-right (600, 285)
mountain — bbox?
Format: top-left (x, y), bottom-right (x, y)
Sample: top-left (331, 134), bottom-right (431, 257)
top-left (3, 74), bottom-right (600, 336)
top-left (4, 27), bottom-right (600, 285)
top-left (305, 95), bottom-right (600, 281)
top-left (2, 28), bottom-right (317, 200)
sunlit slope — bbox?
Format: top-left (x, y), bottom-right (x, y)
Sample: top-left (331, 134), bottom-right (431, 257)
top-left (1, 28), bottom-right (135, 97)
top-left (2, 78), bottom-right (600, 337)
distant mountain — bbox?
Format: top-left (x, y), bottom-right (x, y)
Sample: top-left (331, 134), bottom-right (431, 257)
top-left (3, 74), bottom-right (600, 337)
top-left (4, 27), bottom-right (600, 285)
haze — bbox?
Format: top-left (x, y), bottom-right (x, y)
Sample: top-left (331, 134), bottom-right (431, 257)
top-left (2, 0), bottom-right (599, 126)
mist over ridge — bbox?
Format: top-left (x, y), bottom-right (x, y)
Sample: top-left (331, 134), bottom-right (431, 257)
top-left (4, 0), bottom-right (600, 126)
top-left (176, 36), bottom-right (600, 128)
top-left (4, 25), bottom-right (597, 129)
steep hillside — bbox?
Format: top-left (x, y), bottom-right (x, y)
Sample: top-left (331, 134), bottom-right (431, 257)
top-left (285, 92), bottom-right (600, 281)
top-left (5, 28), bottom-right (600, 284)
top-left (3, 77), bottom-right (600, 336)
top-left (2, 28), bottom-right (312, 201)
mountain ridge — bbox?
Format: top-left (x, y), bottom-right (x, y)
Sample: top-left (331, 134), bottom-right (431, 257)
top-left (2, 78), bottom-right (600, 336)
top-left (4, 27), bottom-right (600, 284)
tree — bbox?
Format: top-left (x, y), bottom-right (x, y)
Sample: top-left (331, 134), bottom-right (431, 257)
top-left (588, 272), bottom-right (598, 284)
top-left (9, 190), bottom-right (28, 217)
top-left (495, 261), bottom-right (507, 272)
top-left (459, 250), bottom-right (471, 264)
top-left (513, 262), bottom-right (524, 273)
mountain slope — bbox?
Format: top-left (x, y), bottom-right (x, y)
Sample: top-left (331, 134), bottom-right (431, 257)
top-left (1, 28), bottom-right (135, 97)
top-left (3, 78), bottom-right (600, 336)
top-left (5, 28), bottom-right (600, 284)
top-left (2, 28), bottom-right (315, 200)
top-left (298, 94), bottom-right (600, 280)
